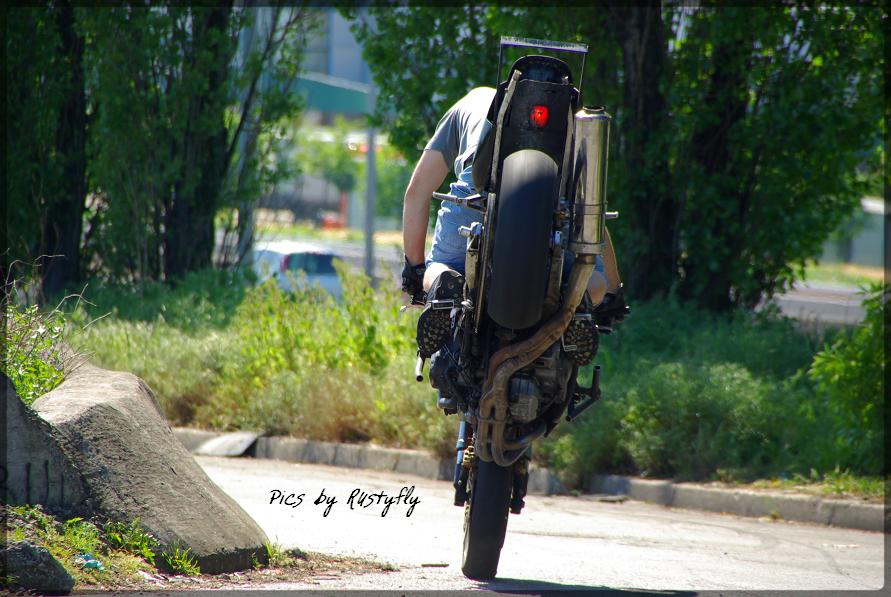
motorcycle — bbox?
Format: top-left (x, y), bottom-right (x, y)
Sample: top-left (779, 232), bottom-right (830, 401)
top-left (414, 36), bottom-right (616, 580)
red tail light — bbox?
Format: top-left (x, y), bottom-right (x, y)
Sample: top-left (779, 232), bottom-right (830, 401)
top-left (530, 105), bottom-right (549, 128)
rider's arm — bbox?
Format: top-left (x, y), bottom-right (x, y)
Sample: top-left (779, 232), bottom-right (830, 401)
top-left (403, 149), bottom-right (450, 265)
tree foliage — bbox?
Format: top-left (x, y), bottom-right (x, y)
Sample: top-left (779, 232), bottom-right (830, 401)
top-left (7, 6), bottom-right (316, 291)
top-left (347, 6), bottom-right (883, 310)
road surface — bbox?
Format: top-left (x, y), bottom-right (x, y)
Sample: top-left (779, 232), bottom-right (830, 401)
top-left (773, 282), bottom-right (867, 326)
top-left (197, 455), bottom-right (884, 592)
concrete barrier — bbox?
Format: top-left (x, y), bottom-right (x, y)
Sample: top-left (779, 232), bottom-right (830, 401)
top-left (3, 373), bottom-right (86, 513)
top-left (32, 363), bottom-right (270, 573)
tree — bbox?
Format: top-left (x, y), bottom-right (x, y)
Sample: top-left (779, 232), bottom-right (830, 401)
top-left (6, 4), bottom-right (88, 297)
top-left (72, 6), bottom-right (313, 283)
top-left (671, 6), bottom-right (883, 309)
top-left (605, 6), bottom-right (677, 299)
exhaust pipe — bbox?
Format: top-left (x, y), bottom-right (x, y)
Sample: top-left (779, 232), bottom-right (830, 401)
top-left (475, 108), bottom-right (611, 467)
top-left (569, 107), bottom-right (610, 257)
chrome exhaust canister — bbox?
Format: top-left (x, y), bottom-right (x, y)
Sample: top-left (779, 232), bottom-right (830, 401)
top-left (569, 107), bottom-right (610, 256)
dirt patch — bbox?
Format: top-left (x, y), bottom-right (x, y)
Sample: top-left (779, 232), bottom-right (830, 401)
top-left (3, 505), bottom-right (395, 593)
top-left (72, 551), bottom-right (396, 592)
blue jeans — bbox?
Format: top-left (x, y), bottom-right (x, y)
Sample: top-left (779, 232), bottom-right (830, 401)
top-left (427, 200), bottom-right (604, 277)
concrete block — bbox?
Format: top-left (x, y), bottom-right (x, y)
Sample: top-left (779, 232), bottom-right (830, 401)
top-left (588, 474), bottom-right (631, 495)
top-left (172, 428), bottom-right (221, 453)
top-left (2, 373), bottom-right (85, 513)
top-left (672, 485), bottom-right (745, 514)
top-left (627, 478), bottom-right (674, 506)
top-left (301, 440), bottom-right (337, 465)
top-left (33, 363), bottom-right (268, 573)
top-left (360, 445), bottom-right (400, 471)
top-left (437, 457), bottom-right (454, 482)
top-left (333, 443), bottom-right (365, 468)
top-left (825, 499), bottom-right (885, 532)
top-left (254, 436), bottom-right (308, 461)
top-left (524, 465), bottom-right (566, 496)
top-left (394, 451), bottom-right (441, 479)
top-left (772, 494), bottom-right (828, 525)
top-left (194, 431), bottom-right (259, 456)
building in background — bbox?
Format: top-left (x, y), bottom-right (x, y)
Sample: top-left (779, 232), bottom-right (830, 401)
top-left (260, 7), bottom-right (378, 228)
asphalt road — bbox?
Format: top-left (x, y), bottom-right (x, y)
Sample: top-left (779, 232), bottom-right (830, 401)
top-left (197, 455), bottom-right (884, 592)
top-left (773, 282), bottom-right (867, 326)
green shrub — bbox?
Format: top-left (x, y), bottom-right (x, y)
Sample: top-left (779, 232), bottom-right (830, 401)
top-left (808, 283), bottom-right (887, 474)
top-left (75, 263), bottom-right (455, 455)
top-left (2, 302), bottom-right (67, 405)
top-left (537, 295), bottom-right (839, 483)
top-left (74, 262), bottom-right (879, 483)
top-left (618, 362), bottom-right (777, 479)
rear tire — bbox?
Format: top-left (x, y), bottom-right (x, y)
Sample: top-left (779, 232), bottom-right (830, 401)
top-left (486, 149), bottom-right (559, 330)
top-left (461, 459), bottom-right (514, 580)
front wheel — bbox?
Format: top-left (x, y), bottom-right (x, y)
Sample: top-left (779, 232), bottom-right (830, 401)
top-left (461, 459), bottom-right (514, 579)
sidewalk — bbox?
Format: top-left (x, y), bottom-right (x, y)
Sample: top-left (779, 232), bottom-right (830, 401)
top-left (174, 427), bottom-right (886, 533)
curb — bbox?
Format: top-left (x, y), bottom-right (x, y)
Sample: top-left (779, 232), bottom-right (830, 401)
top-left (587, 474), bottom-right (887, 533)
top-left (173, 428), bottom-right (885, 533)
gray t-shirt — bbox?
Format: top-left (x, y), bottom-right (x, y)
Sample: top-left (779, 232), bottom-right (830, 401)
top-left (425, 86), bottom-right (495, 197)
top-left (424, 88), bottom-right (495, 267)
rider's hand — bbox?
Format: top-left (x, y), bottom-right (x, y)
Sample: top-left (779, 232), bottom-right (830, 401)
top-left (401, 256), bottom-right (426, 305)
top-left (593, 284), bottom-right (629, 326)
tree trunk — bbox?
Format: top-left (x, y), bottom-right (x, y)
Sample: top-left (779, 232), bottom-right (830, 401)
top-left (41, 2), bottom-right (87, 298)
top-left (164, 5), bottom-right (232, 280)
top-left (608, 6), bottom-right (678, 300)
top-left (680, 19), bottom-right (753, 311)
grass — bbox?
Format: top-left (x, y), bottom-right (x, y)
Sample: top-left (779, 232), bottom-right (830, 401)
top-left (4, 505), bottom-right (155, 587)
top-left (260, 542), bottom-right (308, 569)
top-left (104, 519), bottom-right (159, 565)
top-left (802, 261), bottom-right (884, 288)
top-left (160, 541), bottom-right (200, 576)
top-left (746, 470), bottom-right (886, 502)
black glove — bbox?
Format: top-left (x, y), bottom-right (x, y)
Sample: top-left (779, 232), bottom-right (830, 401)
top-left (401, 256), bottom-right (426, 305)
top-left (593, 284), bottom-right (630, 326)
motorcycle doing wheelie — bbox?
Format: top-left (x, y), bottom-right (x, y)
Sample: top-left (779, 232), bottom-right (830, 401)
top-left (413, 37), bottom-right (617, 580)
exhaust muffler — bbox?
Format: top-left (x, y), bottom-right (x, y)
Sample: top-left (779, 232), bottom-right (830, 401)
top-left (569, 107), bottom-right (610, 257)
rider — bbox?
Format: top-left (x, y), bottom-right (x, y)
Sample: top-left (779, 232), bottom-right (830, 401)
top-left (401, 87), bottom-right (627, 358)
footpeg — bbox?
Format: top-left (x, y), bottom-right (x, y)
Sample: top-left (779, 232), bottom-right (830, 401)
top-left (566, 365), bottom-right (602, 422)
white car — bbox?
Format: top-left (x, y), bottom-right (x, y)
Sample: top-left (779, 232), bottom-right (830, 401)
top-left (251, 240), bottom-right (343, 300)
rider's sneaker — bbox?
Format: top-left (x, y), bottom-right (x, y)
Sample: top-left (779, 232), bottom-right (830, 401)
top-left (416, 270), bottom-right (464, 358)
top-left (592, 284), bottom-right (630, 327)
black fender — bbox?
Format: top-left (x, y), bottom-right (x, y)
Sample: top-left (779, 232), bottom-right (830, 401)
top-left (486, 149), bottom-right (558, 330)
